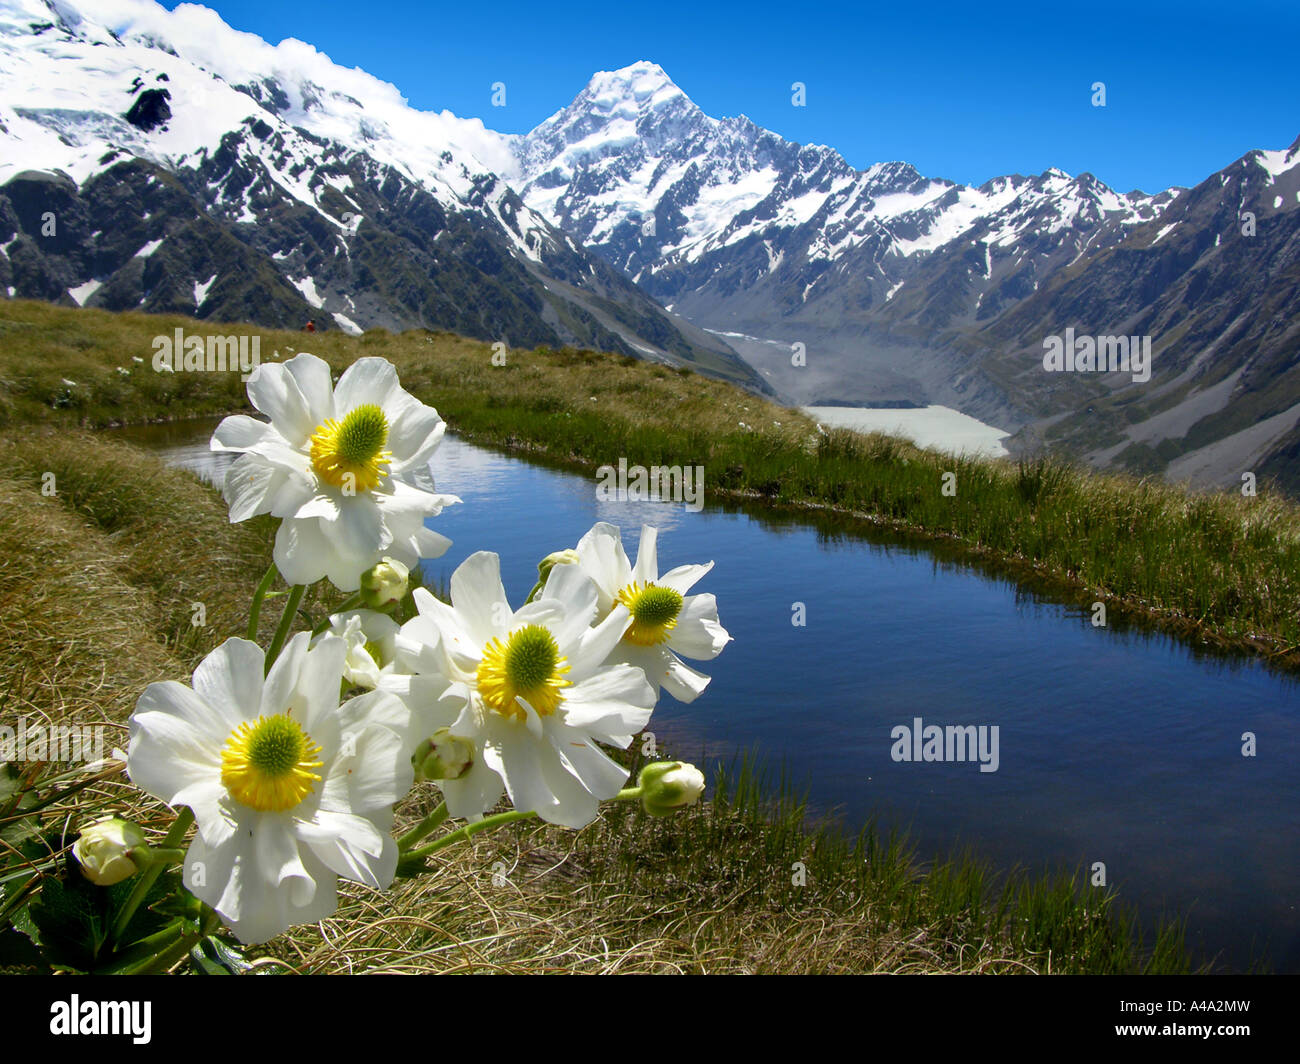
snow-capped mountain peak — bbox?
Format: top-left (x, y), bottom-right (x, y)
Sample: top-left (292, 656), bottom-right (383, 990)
top-left (511, 65), bottom-right (1172, 304)
top-left (581, 61), bottom-right (688, 118)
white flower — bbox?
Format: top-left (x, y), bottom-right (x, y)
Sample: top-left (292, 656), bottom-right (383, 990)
top-left (573, 523), bottom-right (730, 703)
top-left (315, 609), bottom-right (400, 689)
top-left (211, 353), bottom-right (459, 591)
top-left (73, 817), bottom-right (146, 886)
top-left (126, 634), bottom-right (414, 944)
top-left (384, 552), bottom-right (656, 828)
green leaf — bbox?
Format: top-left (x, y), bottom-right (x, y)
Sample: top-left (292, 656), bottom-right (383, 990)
top-left (26, 876), bottom-right (102, 971)
top-left (0, 923), bottom-right (49, 973)
top-left (190, 935), bottom-right (257, 975)
top-left (0, 762), bottom-right (44, 850)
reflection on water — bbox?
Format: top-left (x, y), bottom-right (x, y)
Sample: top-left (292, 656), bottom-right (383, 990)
top-left (117, 417), bottom-right (1300, 972)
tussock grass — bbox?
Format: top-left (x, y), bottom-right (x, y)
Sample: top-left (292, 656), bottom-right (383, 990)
top-left (0, 468), bottom-right (183, 739)
top-left (0, 430), bottom-right (276, 661)
top-left (266, 762), bottom-right (1197, 975)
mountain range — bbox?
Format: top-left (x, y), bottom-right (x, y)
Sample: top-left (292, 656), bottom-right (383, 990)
top-left (2, 0), bottom-right (1298, 489)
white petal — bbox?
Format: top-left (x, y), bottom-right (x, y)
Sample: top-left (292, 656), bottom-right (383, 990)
top-left (256, 815), bottom-right (317, 909)
top-left (667, 593), bottom-right (731, 661)
top-left (322, 495), bottom-right (391, 563)
top-left (171, 778), bottom-right (239, 849)
top-left (284, 351), bottom-right (336, 426)
top-left (334, 357), bottom-right (398, 413)
top-left (300, 636), bottom-right (348, 737)
top-left (406, 590), bottom-right (480, 673)
top-left (260, 633), bottom-right (343, 752)
top-left (561, 665), bottom-right (655, 742)
top-left (376, 478), bottom-right (458, 521)
top-left (296, 809), bottom-right (396, 888)
top-left (384, 390), bottom-right (445, 471)
top-left (185, 817), bottom-right (338, 944)
top-left (438, 760), bottom-right (505, 821)
top-left (267, 473), bottom-right (318, 519)
top-left (191, 639), bottom-right (266, 726)
top-left (552, 729), bottom-right (632, 800)
top-left (538, 563), bottom-right (599, 651)
top-left (211, 414), bottom-right (275, 452)
top-left (658, 561), bottom-right (715, 596)
top-left (134, 678), bottom-right (238, 742)
top-left (450, 552), bottom-right (511, 645)
top-left (483, 726), bottom-right (595, 828)
top-left (321, 713), bottom-right (413, 813)
top-left (222, 454), bottom-right (278, 523)
top-left (247, 358), bottom-right (319, 447)
top-left (412, 525), bottom-right (453, 560)
top-left (632, 525), bottom-right (660, 584)
top-left (126, 708), bottom-right (220, 803)
top-left (568, 604), bottom-right (633, 678)
top-left (273, 517), bottom-right (351, 589)
top-left (659, 653), bottom-right (712, 703)
top-left (576, 522), bottom-right (630, 608)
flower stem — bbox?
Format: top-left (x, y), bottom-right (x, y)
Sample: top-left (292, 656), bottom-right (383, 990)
top-left (113, 910), bottom-right (215, 975)
top-left (264, 584), bottom-right (307, 672)
top-left (404, 809), bottom-right (538, 860)
top-left (247, 564), bottom-right (278, 641)
top-left (396, 801), bottom-right (448, 852)
top-left (404, 789), bottom-right (642, 863)
top-left (110, 807), bottom-right (193, 948)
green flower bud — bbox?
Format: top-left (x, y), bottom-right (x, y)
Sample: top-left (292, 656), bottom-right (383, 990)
top-left (413, 728), bottom-right (473, 782)
top-left (359, 557), bottom-right (410, 611)
top-left (637, 761), bottom-right (706, 817)
top-left (525, 549), bottom-right (580, 603)
top-left (537, 548), bottom-right (580, 584)
top-left (72, 817), bottom-right (148, 886)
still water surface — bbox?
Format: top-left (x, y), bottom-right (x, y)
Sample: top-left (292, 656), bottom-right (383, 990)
top-left (115, 419), bottom-right (1300, 971)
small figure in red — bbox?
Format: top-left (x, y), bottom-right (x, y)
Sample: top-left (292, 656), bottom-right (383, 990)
top-left (303, 319), bottom-right (316, 333)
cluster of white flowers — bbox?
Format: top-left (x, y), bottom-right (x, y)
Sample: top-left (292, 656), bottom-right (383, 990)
top-left (116, 354), bottom-right (728, 945)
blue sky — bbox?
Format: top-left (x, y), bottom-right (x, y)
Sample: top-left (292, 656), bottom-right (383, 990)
top-left (162, 0), bottom-right (1300, 193)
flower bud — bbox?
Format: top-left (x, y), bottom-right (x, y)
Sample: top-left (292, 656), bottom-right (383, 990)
top-left (637, 761), bottom-right (705, 816)
top-left (72, 817), bottom-right (148, 886)
top-left (537, 548), bottom-right (580, 585)
top-left (524, 548), bottom-right (581, 603)
top-left (359, 557), bottom-right (410, 611)
top-left (413, 728), bottom-right (473, 781)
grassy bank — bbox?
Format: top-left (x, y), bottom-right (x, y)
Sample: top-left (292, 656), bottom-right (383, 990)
top-left (0, 409), bottom-right (1200, 973)
top-left (3, 299), bottom-right (1299, 669)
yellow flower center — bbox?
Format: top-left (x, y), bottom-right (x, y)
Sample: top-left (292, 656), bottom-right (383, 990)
top-left (220, 715), bottom-right (324, 812)
top-left (616, 582), bottom-right (684, 646)
top-left (309, 404), bottom-right (392, 492)
top-left (477, 624), bottom-right (571, 720)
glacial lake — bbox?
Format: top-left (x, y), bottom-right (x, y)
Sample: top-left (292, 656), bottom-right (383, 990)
top-left (115, 418), bottom-right (1300, 972)
top-left (802, 405), bottom-right (1012, 458)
